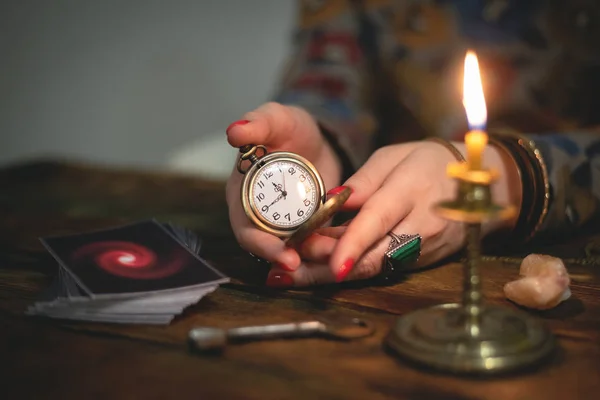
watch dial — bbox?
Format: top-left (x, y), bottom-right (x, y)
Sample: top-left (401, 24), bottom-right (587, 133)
top-left (250, 159), bottom-right (319, 228)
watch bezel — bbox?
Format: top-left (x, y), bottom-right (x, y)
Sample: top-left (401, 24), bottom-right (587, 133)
top-left (241, 151), bottom-right (326, 238)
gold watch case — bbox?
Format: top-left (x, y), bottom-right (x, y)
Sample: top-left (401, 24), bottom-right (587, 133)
top-left (237, 144), bottom-right (350, 243)
top-left (240, 149), bottom-right (326, 238)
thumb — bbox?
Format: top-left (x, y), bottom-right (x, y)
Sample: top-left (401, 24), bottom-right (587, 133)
top-left (225, 102), bottom-right (318, 151)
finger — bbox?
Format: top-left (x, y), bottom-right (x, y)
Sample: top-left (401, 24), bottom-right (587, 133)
top-left (314, 225), bottom-right (347, 239)
top-left (265, 261), bottom-right (337, 288)
top-left (329, 161), bottom-right (416, 280)
top-left (340, 144), bottom-right (418, 210)
top-left (296, 224), bottom-right (350, 263)
top-left (386, 210), bottom-right (462, 269)
top-left (225, 102), bottom-right (313, 150)
top-left (339, 213), bottom-right (430, 284)
top-left (269, 213), bottom-right (454, 288)
top-left (266, 228), bottom-right (401, 287)
top-left (297, 233), bottom-right (337, 263)
top-left (296, 222), bottom-right (349, 262)
top-left (344, 215), bottom-right (426, 281)
top-left (237, 224), bottom-right (301, 270)
top-left (226, 179), bottom-right (301, 271)
top-left (331, 149), bottom-right (397, 211)
top-left (406, 215), bottom-right (464, 268)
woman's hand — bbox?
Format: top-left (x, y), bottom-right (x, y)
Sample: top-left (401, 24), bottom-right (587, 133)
top-left (265, 140), bottom-right (521, 287)
top-left (225, 102), bottom-right (342, 271)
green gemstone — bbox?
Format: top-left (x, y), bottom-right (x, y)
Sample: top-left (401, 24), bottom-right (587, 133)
top-left (389, 237), bottom-right (421, 264)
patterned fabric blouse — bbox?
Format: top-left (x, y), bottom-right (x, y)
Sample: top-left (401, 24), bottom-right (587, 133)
top-left (272, 0), bottom-right (600, 242)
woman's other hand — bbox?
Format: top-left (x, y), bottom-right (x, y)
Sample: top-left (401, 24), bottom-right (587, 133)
top-left (265, 140), bottom-right (521, 287)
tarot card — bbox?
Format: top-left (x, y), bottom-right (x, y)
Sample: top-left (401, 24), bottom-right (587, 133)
top-left (164, 222), bottom-right (202, 255)
top-left (40, 220), bottom-right (228, 298)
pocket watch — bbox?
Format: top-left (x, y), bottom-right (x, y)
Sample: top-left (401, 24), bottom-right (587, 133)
top-left (236, 144), bottom-right (351, 247)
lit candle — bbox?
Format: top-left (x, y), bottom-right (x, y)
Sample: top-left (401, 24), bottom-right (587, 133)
top-left (465, 130), bottom-right (488, 171)
top-left (462, 50), bottom-right (488, 171)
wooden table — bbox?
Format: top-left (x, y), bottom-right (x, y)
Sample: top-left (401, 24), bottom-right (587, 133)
top-left (1, 160), bottom-right (599, 399)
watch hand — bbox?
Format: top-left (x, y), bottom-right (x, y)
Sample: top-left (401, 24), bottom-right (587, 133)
top-left (266, 193), bottom-right (284, 209)
top-left (272, 181), bottom-right (287, 198)
top-left (280, 169), bottom-right (287, 198)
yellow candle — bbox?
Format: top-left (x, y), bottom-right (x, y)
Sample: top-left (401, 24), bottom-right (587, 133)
top-left (465, 129), bottom-right (488, 170)
top-left (462, 50), bottom-right (488, 171)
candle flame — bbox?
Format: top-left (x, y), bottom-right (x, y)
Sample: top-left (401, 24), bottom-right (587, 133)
top-left (463, 50), bottom-right (487, 130)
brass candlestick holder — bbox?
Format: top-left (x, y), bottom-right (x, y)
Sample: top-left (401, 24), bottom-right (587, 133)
top-left (385, 159), bottom-right (557, 375)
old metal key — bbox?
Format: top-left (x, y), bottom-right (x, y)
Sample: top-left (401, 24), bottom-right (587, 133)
top-left (188, 317), bottom-right (375, 353)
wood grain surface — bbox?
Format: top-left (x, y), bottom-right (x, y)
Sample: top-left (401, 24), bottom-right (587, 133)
top-left (1, 160), bottom-right (599, 400)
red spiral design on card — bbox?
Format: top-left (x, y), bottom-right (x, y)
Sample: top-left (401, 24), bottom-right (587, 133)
top-left (71, 241), bottom-right (183, 279)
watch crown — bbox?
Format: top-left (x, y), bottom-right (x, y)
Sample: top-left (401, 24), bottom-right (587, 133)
top-left (239, 144), bottom-right (254, 153)
top-left (237, 145), bottom-right (268, 174)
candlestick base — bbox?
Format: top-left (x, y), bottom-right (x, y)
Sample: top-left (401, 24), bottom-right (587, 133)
top-left (385, 303), bottom-right (556, 375)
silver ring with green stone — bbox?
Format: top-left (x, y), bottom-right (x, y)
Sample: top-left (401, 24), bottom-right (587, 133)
top-left (380, 233), bottom-right (422, 280)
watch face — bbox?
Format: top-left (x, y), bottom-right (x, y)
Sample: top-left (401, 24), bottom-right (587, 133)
top-left (250, 159), bottom-right (319, 229)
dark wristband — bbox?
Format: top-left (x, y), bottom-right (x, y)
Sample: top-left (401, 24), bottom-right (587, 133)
top-left (317, 121), bottom-right (357, 183)
top-left (489, 131), bottom-right (550, 244)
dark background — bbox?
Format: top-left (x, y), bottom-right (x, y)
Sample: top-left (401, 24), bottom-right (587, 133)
top-left (0, 0), bottom-right (294, 179)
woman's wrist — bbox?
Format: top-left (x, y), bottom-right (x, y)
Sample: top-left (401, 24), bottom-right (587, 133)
top-left (320, 133), bottom-right (344, 189)
top-left (487, 132), bottom-right (550, 243)
top-left (316, 120), bottom-right (356, 185)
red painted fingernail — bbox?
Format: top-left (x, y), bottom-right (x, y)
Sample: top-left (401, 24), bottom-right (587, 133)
top-left (336, 258), bottom-right (354, 282)
top-left (266, 273), bottom-right (294, 288)
top-left (226, 119), bottom-right (250, 134)
top-left (275, 262), bottom-right (294, 272)
top-left (327, 186), bottom-right (352, 196)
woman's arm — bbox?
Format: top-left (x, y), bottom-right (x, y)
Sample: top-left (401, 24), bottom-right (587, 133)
top-left (488, 130), bottom-right (600, 246)
top-left (526, 131), bottom-right (600, 239)
top-left (271, 0), bottom-right (378, 180)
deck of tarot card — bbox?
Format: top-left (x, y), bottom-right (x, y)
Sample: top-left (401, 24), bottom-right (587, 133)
top-left (26, 220), bottom-right (229, 324)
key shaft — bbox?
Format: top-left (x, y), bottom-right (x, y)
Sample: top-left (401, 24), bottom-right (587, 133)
top-left (227, 321), bottom-right (325, 341)
top-left (188, 317), bottom-right (374, 354)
